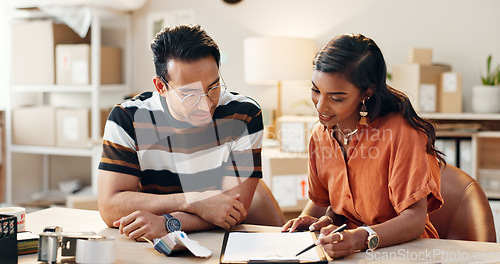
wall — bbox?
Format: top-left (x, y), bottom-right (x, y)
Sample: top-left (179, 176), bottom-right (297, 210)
top-left (1, 0), bottom-right (500, 111)
top-left (1, 1), bottom-right (500, 111)
top-left (130, 0), bottom-right (500, 114)
top-left (1, 0), bottom-right (500, 202)
top-left (0, 1), bottom-right (9, 110)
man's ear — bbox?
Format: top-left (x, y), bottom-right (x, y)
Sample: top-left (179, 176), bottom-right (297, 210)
top-left (153, 76), bottom-right (166, 94)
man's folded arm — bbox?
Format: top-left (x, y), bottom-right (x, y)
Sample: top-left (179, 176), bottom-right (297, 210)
top-left (98, 170), bottom-right (255, 230)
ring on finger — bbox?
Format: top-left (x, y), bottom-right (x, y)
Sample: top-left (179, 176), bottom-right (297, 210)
top-left (337, 232), bottom-right (344, 242)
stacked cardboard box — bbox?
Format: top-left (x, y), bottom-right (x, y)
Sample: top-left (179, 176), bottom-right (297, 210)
top-left (277, 115), bottom-right (317, 153)
top-left (12, 20), bottom-right (123, 85)
top-left (11, 20), bottom-right (90, 85)
top-left (56, 44), bottom-right (122, 85)
top-left (56, 109), bottom-right (91, 148)
top-left (13, 107), bottom-right (110, 148)
top-left (262, 149), bottom-right (309, 213)
top-left (440, 72), bottom-right (462, 113)
top-left (392, 48), bottom-right (462, 113)
top-left (12, 107), bottom-right (57, 146)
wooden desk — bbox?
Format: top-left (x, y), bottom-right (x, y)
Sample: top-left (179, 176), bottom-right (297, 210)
top-left (20, 207), bottom-right (500, 263)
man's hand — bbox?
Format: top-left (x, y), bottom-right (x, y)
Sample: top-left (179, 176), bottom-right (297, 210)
top-left (113, 210), bottom-right (167, 241)
top-left (185, 190), bottom-right (246, 229)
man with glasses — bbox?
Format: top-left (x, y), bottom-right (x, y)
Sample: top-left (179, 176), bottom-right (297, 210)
top-left (97, 24), bottom-right (263, 241)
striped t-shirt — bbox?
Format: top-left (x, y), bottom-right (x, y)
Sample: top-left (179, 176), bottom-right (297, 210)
top-left (98, 91), bottom-right (263, 194)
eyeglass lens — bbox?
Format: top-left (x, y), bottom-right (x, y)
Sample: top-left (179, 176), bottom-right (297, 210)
top-left (182, 85), bottom-right (226, 107)
top-left (160, 75), bottom-right (227, 107)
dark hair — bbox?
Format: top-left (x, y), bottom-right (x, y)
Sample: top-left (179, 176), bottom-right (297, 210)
top-left (151, 24), bottom-right (220, 81)
top-left (314, 34), bottom-right (445, 166)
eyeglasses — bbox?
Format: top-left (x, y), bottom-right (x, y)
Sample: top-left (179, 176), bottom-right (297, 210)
top-left (160, 76), bottom-right (227, 108)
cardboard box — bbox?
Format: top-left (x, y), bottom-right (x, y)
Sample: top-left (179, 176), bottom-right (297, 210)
top-left (277, 115), bottom-right (317, 153)
top-left (11, 20), bottom-right (90, 85)
top-left (56, 108), bottom-right (90, 148)
top-left (408, 47), bottom-right (432, 65)
top-left (66, 194), bottom-right (98, 210)
top-left (56, 108), bottom-right (111, 148)
top-left (261, 149), bottom-right (309, 212)
top-left (56, 44), bottom-right (122, 85)
top-left (439, 72), bottom-right (462, 113)
top-left (13, 107), bottom-right (56, 146)
top-left (391, 64), bottom-right (451, 113)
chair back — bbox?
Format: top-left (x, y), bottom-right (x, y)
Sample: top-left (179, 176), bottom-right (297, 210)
top-left (243, 179), bottom-right (286, 227)
top-left (429, 165), bottom-right (496, 242)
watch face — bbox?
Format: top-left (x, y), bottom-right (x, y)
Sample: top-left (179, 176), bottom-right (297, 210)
top-left (166, 218), bottom-right (182, 232)
top-left (368, 235), bottom-right (379, 250)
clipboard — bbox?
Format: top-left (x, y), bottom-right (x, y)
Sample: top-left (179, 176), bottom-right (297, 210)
top-left (219, 231), bottom-right (328, 264)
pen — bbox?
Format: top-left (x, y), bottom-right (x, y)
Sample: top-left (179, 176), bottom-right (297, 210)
top-left (295, 224), bottom-right (347, 257)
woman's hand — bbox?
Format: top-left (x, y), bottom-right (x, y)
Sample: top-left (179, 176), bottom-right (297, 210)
top-left (309, 215), bottom-right (334, 232)
top-left (281, 214), bottom-right (333, 232)
top-left (281, 215), bottom-right (318, 232)
top-left (316, 225), bottom-right (364, 259)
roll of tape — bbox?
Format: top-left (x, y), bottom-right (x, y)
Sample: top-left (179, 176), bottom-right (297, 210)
top-left (75, 238), bottom-right (116, 264)
top-left (0, 207), bottom-right (26, 231)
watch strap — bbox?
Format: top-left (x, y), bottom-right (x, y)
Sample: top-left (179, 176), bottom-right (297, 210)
top-left (163, 214), bottom-right (173, 221)
top-left (359, 225), bottom-right (379, 250)
top-left (360, 225), bottom-right (376, 235)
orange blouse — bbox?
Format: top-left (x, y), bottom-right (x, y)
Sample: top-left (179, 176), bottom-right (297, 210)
top-left (308, 113), bottom-right (443, 238)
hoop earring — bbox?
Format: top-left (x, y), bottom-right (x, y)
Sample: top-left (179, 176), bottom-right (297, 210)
top-left (359, 97), bottom-right (369, 126)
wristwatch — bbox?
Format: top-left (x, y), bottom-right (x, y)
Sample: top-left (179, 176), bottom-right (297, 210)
top-left (162, 214), bottom-right (182, 233)
top-left (359, 225), bottom-right (379, 250)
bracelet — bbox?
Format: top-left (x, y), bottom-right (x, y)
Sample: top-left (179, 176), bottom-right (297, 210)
top-left (319, 215), bottom-right (334, 225)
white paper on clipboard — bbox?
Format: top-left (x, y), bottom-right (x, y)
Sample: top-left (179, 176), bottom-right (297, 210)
top-left (221, 232), bottom-right (323, 263)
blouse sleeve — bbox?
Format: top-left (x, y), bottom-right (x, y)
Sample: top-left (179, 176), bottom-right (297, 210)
top-left (388, 122), bottom-right (443, 214)
top-left (307, 128), bottom-right (331, 207)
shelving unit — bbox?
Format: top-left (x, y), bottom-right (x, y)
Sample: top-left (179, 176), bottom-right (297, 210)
top-left (4, 6), bottom-right (132, 205)
top-left (12, 84), bottom-right (127, 93)
top-left (422, 112), bottom-right (500, 199)
top-left (261, 112), bottom-right (500, 219)
top-left (423, 112), bottom-right (500, 121)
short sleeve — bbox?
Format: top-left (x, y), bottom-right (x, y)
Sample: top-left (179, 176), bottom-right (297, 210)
top-left (98, 105), bottom-right (141, 176)
top-left (388, 123), bottom-right (443, 214)
top-left (225, 105), bottom-right (263, 179)
top-left (307, 127), bottom-right (331, 207)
